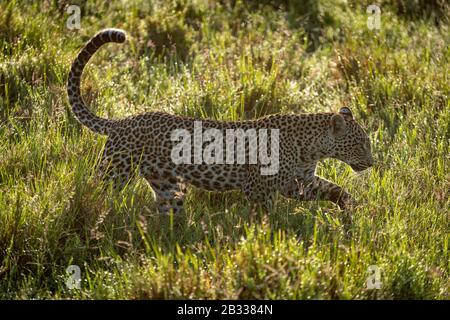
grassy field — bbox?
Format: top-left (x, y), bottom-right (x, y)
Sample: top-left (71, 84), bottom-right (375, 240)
top-left (0, 0), bottom-right (448, 299)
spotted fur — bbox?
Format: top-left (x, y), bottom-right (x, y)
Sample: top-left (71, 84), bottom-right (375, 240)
top-left (67, 29), bottom-right (374, 214)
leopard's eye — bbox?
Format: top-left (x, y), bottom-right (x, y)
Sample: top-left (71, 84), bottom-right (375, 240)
top-left (362, 143), bottom-right (370, 152)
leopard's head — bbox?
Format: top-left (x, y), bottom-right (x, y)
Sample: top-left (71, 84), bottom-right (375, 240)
top-left (328, 107), bottom-right (374, 172)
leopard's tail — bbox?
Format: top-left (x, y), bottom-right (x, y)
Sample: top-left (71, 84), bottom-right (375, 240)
top-left (67, 29), bottom-right (126, 135)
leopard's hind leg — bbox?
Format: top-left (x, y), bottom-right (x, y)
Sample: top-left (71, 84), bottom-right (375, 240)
top-left (97, 138), bottom-right (134, 189)
top-left (146, 177), bottom-right (186, 215)
top-left (139, 160), bottom-right (186, 215)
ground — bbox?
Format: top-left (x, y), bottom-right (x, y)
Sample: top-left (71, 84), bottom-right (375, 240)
top-left (0, 0), bottom-right (448, 299)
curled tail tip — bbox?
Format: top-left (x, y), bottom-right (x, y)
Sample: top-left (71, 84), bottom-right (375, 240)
top-left (97, 28), bottom-right (127, 43)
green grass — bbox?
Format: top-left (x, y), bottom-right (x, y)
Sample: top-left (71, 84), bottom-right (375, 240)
top-left (0, 0), bottom-right (449, 299)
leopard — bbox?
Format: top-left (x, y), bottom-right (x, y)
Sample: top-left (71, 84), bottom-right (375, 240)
top-left (67, 29), bottom-right (374, 215)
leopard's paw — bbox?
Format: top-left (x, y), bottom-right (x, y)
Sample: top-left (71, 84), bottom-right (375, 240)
top-left (337, 193), bottom-right (357, 210)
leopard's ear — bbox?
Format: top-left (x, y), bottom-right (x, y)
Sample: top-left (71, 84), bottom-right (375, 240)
top-left (330, 113), bottom-right (347, 137)
top-left (339, 107), bottom-right (353, 119)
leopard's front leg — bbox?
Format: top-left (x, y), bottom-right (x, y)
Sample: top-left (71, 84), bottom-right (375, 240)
top-left (242, 167), bottom-right (276, 213)
top-left (243, 183), bottom-right (275, 213)
top-left (280, 176), bottom-right (355, 209)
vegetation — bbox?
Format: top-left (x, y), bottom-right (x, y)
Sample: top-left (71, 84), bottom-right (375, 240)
top-left (0, 0), bottom-right (448, 299)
